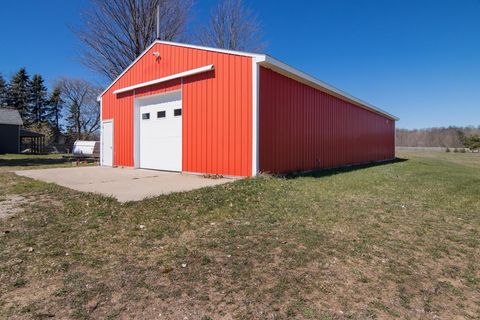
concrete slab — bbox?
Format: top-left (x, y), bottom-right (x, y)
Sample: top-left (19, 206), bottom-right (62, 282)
top-left (15, 166), bottom-right (233, 202)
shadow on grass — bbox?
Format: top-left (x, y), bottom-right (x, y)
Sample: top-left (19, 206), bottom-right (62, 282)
top-left (282, 158), bottom-right (408, 179)
top-left (0, 157), bottom-right (70, 167)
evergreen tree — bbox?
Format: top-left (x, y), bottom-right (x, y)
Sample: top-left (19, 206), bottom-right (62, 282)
top-left (0, 74), bottom-right (7, 107)
top-left (8, 68), bottom-right (31, 120)
top-left (457, 130), bottom-right (466, 145)
top-left (46, 86), bottom-right (64, 141)
top-left (28, 74), bottom-right (48, 124)
top-left (66, 101), bottom-right (81, 140)
top-left (464, 135), bottom-right (480, 151)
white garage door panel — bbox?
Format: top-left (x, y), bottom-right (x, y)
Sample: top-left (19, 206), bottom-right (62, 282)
top-left (139, 91), bottom-right (182, 171)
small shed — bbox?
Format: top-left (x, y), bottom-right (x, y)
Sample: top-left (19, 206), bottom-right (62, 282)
top-left (20, 129), bottom-right (46, 154)
top-left (0, 109), bottom-right (23, 154)
top-left (72, 140), bottom-right (100, 158)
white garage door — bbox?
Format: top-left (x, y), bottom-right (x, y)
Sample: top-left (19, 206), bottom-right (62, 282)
top-left (138, 91), bottom-right (182, 171)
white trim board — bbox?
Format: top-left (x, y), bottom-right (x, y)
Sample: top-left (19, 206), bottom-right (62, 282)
top-left (113, 65), bottom-right (214, 95)
top-left (99, 97), bottom-right (103, 164)
top-left (251, 57), bottom-right (260, 176)
top-left (156, 40), bottom-right (264, 59)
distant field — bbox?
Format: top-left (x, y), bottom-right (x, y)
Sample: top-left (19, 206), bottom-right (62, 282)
top-left (0, 151), bottom-right (479, 319)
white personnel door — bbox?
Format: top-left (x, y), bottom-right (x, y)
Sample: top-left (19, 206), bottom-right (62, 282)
top-left (101, 121), bottom-right (113, 166)
top-left (139, 91), bottom-right (182, 171)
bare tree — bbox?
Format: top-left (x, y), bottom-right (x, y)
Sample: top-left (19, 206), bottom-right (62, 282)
top-left (56, 78), bottom-right (102, 141)
top-left (76, 0), bottom-right (192, 81)
top-left (396, 126), bottom-right (480, 147)
top-left (198, 0), bottom-right (264, 52)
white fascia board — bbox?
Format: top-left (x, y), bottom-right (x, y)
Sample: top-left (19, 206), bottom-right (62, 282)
top-left (112, 65), bottom-right (215, 95)
top-left (155, 40), bottom-right (265, 59)
top-left (257, 55), bottom-right (399, 121)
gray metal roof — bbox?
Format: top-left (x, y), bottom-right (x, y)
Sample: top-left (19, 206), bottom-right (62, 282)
top-left (0, 108), bottom-right (23, 126)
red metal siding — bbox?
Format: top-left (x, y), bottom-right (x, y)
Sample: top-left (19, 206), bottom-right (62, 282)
top-left (102, 43), bottom-right (252, 176)
top-left (259, 67), bottom-right (395, 173)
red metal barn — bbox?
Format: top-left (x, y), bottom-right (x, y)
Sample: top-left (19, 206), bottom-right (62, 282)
top-left (99, 41), bottom-right (398, 176)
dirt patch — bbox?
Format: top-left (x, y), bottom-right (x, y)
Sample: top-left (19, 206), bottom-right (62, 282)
top-left (0, 194), bottom-right (62, 221)
top-left (1, 151), bottom-right (479, 319)
top-left (1, 277), bottom-right (71, 319)
top-left (0, 195), bottom-right (27, 219)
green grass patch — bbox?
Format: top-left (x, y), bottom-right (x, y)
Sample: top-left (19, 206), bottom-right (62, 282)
top-left (0, 151), bottom-right (479, 319)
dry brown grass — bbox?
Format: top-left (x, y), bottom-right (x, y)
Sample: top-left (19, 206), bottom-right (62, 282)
top-left (0, 151), bottom-right (479, 319)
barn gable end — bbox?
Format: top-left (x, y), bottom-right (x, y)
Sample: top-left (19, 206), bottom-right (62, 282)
top-left (101, 42), bottom-right (253, 176)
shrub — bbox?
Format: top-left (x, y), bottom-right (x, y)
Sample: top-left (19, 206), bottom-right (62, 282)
top-left (453, 148), bottom-right (459, 153)
top-left (446, 148), bottom-right (450, 152)
top-left (464, 134), bottom-right (480, 151)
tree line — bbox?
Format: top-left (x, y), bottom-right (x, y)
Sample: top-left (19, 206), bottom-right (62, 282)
top-left (0, 69), bottom-right (101, 146)
top-left (1, 0), bottom-right (262, 148)
top-left (396, 126), bottom-right (480, 150)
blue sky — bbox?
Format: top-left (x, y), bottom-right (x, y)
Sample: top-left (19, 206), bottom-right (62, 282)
top-left (0, 0), bottom-right (479, 129)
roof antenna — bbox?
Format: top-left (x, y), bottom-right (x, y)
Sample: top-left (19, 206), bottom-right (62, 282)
top-left (156, 4), bottom-right (160, 40)
top-left (152, 4), bottom-right (161, 61)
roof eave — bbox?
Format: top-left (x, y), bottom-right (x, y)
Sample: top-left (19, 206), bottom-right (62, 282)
top-left (0, 109), bottom-right (24, 125)
top-left (97, 40), bottom-right (399, 122)
top-left (257, 55), bottom-right (399, 121)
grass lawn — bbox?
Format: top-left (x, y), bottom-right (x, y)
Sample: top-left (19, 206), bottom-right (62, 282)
top-left (0, 151), bottom-right (479, 319)
top-left (0, 154), bottom-right (97, 173)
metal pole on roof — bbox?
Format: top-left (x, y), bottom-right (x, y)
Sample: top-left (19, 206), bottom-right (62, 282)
top-left (156, 5), bottom-right (160, 40)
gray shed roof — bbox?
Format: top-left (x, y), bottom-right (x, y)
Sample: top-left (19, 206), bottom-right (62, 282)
top-left (20, 128), bottom-right (44, 137)
top-left (0, 108), bottom-right (23, 126)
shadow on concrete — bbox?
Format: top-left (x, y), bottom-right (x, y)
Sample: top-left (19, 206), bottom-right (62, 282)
top-left (282, 158), bottom-right (408, 179)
